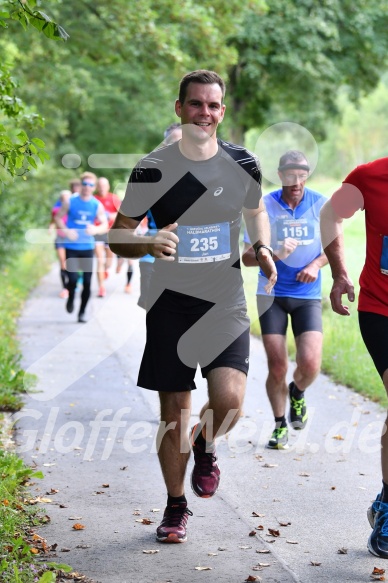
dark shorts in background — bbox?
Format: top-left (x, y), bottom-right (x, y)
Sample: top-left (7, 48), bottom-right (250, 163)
top-left (257, 295), bottom-right (322, 337)
top-left (65, 248), bottom-right (94, 273)
top-left (138, 297), bottom-right (250, 392)
top-left (359, 311), bottom-right (388, 378)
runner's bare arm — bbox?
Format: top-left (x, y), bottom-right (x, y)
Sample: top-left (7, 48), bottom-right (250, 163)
top-left (320, 195), bottom-right (356, 315)
top-left (296, 252), bottom-right (328, 283)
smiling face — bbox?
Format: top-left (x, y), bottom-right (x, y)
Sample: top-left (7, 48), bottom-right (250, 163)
top-left (175, 82), bottom-right (225, 142)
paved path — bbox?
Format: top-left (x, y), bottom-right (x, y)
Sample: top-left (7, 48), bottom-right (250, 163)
top-left (15, 263), bottom-right (387, 582)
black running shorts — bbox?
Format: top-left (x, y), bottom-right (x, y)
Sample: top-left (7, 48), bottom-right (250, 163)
top-left (257, 296), bottom-right (322, 337)
top-left (359, 311), bottom-right (388, 379)
top-left (138, 298), bottom-right (250, 392)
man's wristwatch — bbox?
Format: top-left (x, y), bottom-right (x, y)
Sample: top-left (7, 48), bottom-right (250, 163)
top-left (254, 244), bottom-right (274, 262)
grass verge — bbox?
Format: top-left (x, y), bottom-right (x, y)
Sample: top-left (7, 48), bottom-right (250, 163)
top-left (0, 246), bottom-right (73, 582)
top-left (0, 248), bottom-right (53, 411)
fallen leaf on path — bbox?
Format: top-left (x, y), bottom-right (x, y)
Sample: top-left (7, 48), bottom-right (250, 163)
top-left (102, 484), bottom-right (109, 488)
top-left (239, 545), bottom-right (252, 550)
top-left (371, 577), bottom-right (385, 581)
top-left (255, 562), bottom-right (270, 567)
top-left (150, 508), bottom-right (160, 512)
top-left (218, 547), bottom-right (227, 551)
top-left (120, 466), bottom-right (128, 470)
top-left (263, 463), bottom-right (278, 468)
top-left (256, 525), bottom-right (264, 531)
top-left (332, 435), bottom-right (344, 441)
top-left (252, 512), bottom-right (265, 517)
top-left (256, 549), bottom-right (270, 554)
top-left (268, 529), bottom-right (280, 537)
top-left (43, 463), bottom-right (56, 467)
top-left (47, 489), bottom-right (59, 494)
top-left (76, 544), bottom-right (91, 549)
top-left (68, 516), bottom-right (83, 520)
top-left (372, 568), bottom-right (386, 575)
top-left (133, 511), bottom-right (141, 515)
top-left (245, 576), bottom-right (261, 581)
top-left (27, 497), bottom-right (52, 505)
top-left (299, 472), bottom-right (310, 477)
top-left (136, 518), bottom-right (154, 525)
top-left (61, 548), bottom-right (71, 552)
top-left (30, 548), bottom-right (39, 554)
top-left (310, 561), bottom-right (321, 566)
top-left (208, 552), bottom-right (218, 556)
top-left (249, 531), bottom-right (257, 537)
top-left (142, 549), bottom-right (159, 554)
top-left (337, 547), bottom-right (348, 554)
top-left (72, 523), bottom-right (85, 530)
top-left (286, 540), bottom-right (299, 544)
top-left (195, 566), bottom-right (212, 571)
top-left (278, 520), bottom-right (291, 527)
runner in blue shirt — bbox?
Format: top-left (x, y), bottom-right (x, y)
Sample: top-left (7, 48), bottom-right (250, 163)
top-left (243, 150), bottom-right (327, 449)
top-left (55, 172), bottom-right (108, 323)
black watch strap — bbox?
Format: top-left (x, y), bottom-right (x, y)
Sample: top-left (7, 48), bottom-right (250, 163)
top-left (254, 244), bottom-right (274, 261)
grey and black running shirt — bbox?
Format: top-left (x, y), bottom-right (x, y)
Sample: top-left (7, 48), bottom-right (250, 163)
top-left (120, 139), bottom-right (262, 311)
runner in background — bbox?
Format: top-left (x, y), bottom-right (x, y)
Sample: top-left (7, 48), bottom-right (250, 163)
top-left (50, 189), bottom-right (71, 298)
top-left (55, 172), bottom-right (108, 322)
top-left (94, 177), bottom-right (121, 297)
top-left (243, 150), bottom-right (327, 449)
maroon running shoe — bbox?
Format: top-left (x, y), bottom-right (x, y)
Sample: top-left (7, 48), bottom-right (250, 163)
top-left (156, 503), bottom-right (193, 543)
top-left (190, 424), bottom-right (220, 498)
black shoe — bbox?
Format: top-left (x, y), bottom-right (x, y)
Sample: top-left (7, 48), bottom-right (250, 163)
top-left (289, 383), bottom-right (308, 430)
top-left (78, 312), bottom-right (87, 323)
top-left (368, 497), bottom-right (388, 558)
top-left (66, 295), bottom-right (74, 313)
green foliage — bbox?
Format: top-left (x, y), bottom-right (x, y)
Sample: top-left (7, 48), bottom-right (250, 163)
top-left (318, 75), bottom-right (388, 177)
top-left (0, 0), bottom-right (67, 190)
top-left (0, 0), bottom-right (69, 40)
top-left (228, 0), bottom-right (388, 140)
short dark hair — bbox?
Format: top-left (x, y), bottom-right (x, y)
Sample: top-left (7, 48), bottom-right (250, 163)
top-left (278, 150), bottom-right (308, 169)
top-left (178, 70), bottom-right (226, 104)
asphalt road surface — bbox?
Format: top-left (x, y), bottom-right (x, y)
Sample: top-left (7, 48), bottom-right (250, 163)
top-left (15, 262), bottom-right (387, 582)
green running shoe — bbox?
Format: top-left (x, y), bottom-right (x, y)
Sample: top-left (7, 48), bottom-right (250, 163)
top-left (289, 384), bottom-right (308, 430)
top-left (267, 425), bottom-right (289, 449)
